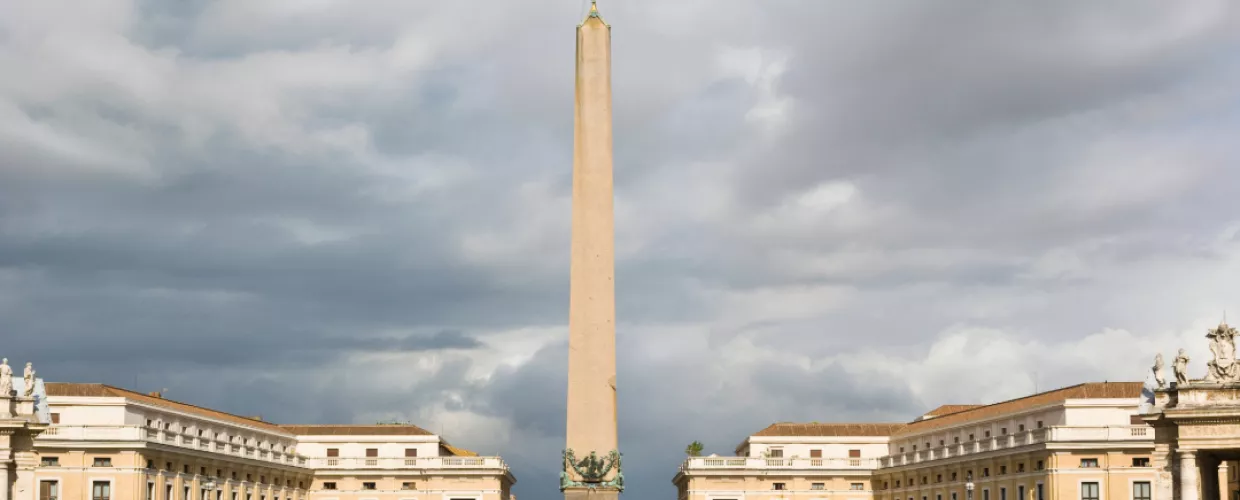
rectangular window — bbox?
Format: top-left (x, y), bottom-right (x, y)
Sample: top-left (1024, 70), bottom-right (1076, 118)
top-left (938, 475), bottom-right (943, 483)
top-left (953, 494), bottom-right (959, 500)
top-left (1037, 421), bottom-right (1044, 428)
top-left (1082, 482), bottom-right (1100, 500)
top-left (1036, 460), bottom-right (1045, 470)
top-left (1134, 482), bottom-right (1151, 500)
top-left (1002, 487), bottom-right (1008, 500)
top-left (322, 483), bottom-right (336, 490)
top-left (146, 484), bottom-right (153, 500)
top-left (92, 457), bottom-right (113, 467)
top-left (773, 483), bottom-right (786, 491)
top-left (92, 482), bottom-right (111, 500)
top-left (812, 483), bottom-right (825, 490)
top-left (50, 413), bottom-right (61, 424)
top-left (41, 457), bottom-right (60, 466)
top-left (184, 487), bottom-right (190, 500)
top-left (1000, 466), bottom-right (1007, 475)
top-left (850, 449), bottom-right (862, 458)
top-left (1020, 486), bottom-right (1026, 500)
top-left (984, 490), bottom-right (991, 500)
top-left (984, 468), bottom-right (990, 477)
top-left (1019, 463), bottom-right (1026, 473)
top-left (1080, 458), bottom-right (1099, 468)
top-left (166, 485), bottom-right (172, 500)
top-left (768, 449), bottom-right (784, 458)
top-left (952, 472), bottom-right (958, 481)
top-left (810, 449), bottom-right (823, 458)
top-left (1038, 484), bottom-right (1045, 500)
top-left (405, 448), bottom-right (418, 457)
top-left (365, 449), bottom-right (378, 458)
top-left (362, 483), bottom-right (376, 491)
top-left (40, 481), bottom-right (59, 500)
top-left (401, 482), bottom-right (416, 491)
top-left (1001, 428), bottom-right (1008, 435)
top-left (1133, 458), bottom-right (1150, 467)
top-left (852, 483), bottom-right (865, 490)
top-left (326, 448), bottom-right (339, 457)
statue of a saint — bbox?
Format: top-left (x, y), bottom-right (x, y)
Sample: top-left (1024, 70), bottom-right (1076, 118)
top-left (1173, 349), bottom-right (1190, 385)
top-left (1153, 353), bottom-right (1166, 388)
top-left (23, 362), bottom-right (36, 397)
top-left (0, 358), bottom-right (12, 396)
top-left (1205, 324), bottom-right (1240, 383)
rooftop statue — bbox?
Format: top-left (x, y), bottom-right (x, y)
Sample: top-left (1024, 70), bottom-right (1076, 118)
top-left (1205, 323), bottom-right (1239, 383)
top-left (23, 362), bottom-right (36, 397)
top-left (1173, 349), bottom-right (1190, 386)
top-left (1153, 353), bottom-right (1166, 389)
top-left (0, 358), bottom-right (11, 396)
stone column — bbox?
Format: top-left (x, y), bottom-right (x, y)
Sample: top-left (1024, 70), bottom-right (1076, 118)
top-left (1183, 451), bottom-right (1201, 500)
top-left (1220, 463), bottom-right (1231, 500)
top-left (1155, 443), bottom-right (1176, 500)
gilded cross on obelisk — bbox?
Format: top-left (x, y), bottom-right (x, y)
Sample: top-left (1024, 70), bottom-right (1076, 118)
top-left (561, 0), bottom-right (623, 498)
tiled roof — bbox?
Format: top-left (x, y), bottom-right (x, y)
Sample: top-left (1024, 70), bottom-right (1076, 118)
top-left (280, 425), bottom-right (434, 436)
top-left (46, 383), bottom-right (287, 433)
top-left (752, 422), bottom-right (907, 437)
top-left (441, 443), bottom-right (479, 457)
top-left (921, 405), bottom-right (982, 418)
top-left (894, 382), bottom-right (1142, 436)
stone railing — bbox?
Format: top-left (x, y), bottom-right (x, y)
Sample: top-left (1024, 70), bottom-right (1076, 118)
top-left (879, 426), bottom-right (1152, 468)
top-left (38, 426), bottom-right (304, 468)
top-left (304, 456), bottom-right (508, 470)
top-left (681, 457), bottom-right (881, 471)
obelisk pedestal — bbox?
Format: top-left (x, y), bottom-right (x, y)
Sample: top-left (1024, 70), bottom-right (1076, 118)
top-left (562, 1), bottom-right (622, 498)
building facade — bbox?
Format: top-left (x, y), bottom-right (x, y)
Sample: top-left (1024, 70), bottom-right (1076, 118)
top-left (673, 382), bottom-right (1203, 500)
top-left (25, 384), bottom-right (513, 500)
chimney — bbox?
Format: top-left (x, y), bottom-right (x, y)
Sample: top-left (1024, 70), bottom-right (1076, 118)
top-left (148, 392), bottom-right (162, 398)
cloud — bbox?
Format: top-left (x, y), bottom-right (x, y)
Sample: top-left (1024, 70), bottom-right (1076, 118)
top-left (2, 0), bottom-right (1240, 499)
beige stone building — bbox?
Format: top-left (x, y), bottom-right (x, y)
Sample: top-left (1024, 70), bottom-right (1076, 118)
top-left (673, 382), bottom-right (1214, 500)
top-left (24, 384), bottom-right (513, 500)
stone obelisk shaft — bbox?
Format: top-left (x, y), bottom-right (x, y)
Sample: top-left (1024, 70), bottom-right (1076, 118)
top-left (565, 2), bottom-right (619, 499)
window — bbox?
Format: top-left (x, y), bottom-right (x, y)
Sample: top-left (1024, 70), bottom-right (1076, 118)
top-left (362, 483), bottom-right (376, 491)
top-left (1038, 484), bottom-right (1045, 500)
top-left (1000, 465), bottom-right (1007, 475)
top-left (405, 448), bottom-right (418, 457)
top-left (322, 483), bottom-right (337, 491)
top-left (1019, 424), bottom-right (1026, 432)
top-left (850, 449), bottom-right (862, 458)
top-left (923, 477), bottom-right (928, 485)
top-left (366, 448), bottom-right (378, 457)
top-left (1018, 463), bottom-right (1026, 473)
top-left (260, 477), bottom-right (265, 484)
top-left (810, 449), bottom-right (823, 458)
top-left (146, 460), bottom-right (155, 469)
top-left (246, 475), bottom-right (252, 482)
top-left (1134, 482), bottom-right (1151, 500)
top-left (1001, 488), bottom-right (1007, 500)
top-left (41, 457), bottom-right (60, 466)
top-left (953, 494), bottom-right (959, 500)
top-left (773, 483), bottom-right (786, 491)
top-left (1037, 421), bottom-right (1044, 428)
top-left (50, 413), bottom-right (61, 424)
top-left (969, 434), bottom-right (975, 441)
top-left (166, 485), bottom-right (172, 500)
top-left (852, 483), bottom-right (865, 490)
top-left (985, 431), bottom-right (992, 438)
top-left (1001, 428), bottom-right (1008, 435)
top-left (1133, 458), bottom-right (1150, 467)
top-left (92, 457), bottom-right (113, 467)
top-left (897, 480), bottom-right (902, 487)
top-left (166, 462), bottom-right (173, 471)
top-left (984, 489), bottom-right (991, 500)
top-left (1082, 482), bottom-right (1100, 500)
top-left (1036, 460), bottom-right (1044, 471)
top-left (401, 482), bottom-right (417, 491)
top-left (940, 440), bottom-right (945, 446)
top-left (812, 483), bottom-right (825, 490)
top-left (40, 481), bottom-right (59, 500)
top-left (901, 447), bottom-right (906, 453)
top-left (184, 487), bottom-right (189, 500)
top-left (952, 472), bottom-right (958, 481)
top-left (146, 483), bottom-right (153, 500)
top-left (983, 468), bottom-right (990, 477)
top-left (1020, 486), bottom-right (1026, 500)
top-left (201, 467), bottom-right (207, 476)
top-left (1080, 458), bottom-right (1099, 468)
top-left (92, 482), bottom-right (111, 500)
top-left (937, 475), bottom-right (943, 483)
top-left (326, 448), bottom-right (339, 457)
top-left (955, 437), bottom-right (960, 444)
top-left (768, 448), bottom-right (784, 458)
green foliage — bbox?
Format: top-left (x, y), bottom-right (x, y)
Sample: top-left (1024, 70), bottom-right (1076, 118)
top-left (685, 441), bottom-right (704, 457)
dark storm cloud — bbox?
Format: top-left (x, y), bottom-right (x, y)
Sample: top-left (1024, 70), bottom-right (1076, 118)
top-left (3, 0), bottom-right (1240, 499)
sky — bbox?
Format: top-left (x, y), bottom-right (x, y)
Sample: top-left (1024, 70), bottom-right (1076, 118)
top-left (2, 0), bottom-right (1240, 498)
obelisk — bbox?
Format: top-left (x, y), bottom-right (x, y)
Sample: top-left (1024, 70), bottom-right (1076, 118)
top-left (561, 1), bottom-right (622, 498)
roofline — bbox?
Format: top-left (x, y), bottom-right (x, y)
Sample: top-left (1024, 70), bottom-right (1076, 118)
top-left (47, 383), bottom-right (289, 434)
top-left (892, 381), bottom-right (1141, 437)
